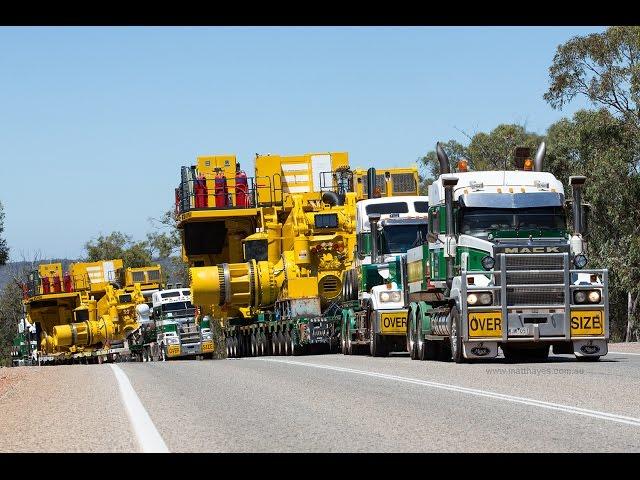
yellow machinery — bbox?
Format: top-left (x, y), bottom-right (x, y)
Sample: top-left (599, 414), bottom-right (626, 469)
top-left (176, 152), bottom-right (419, 357)
top-left (23, 260), bottom-right (162, 364)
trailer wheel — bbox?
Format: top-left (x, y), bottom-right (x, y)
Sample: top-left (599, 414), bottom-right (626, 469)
top-left (231, 336), bottom-right (238, 358)
top-left (271, 332), bottom-right (278, 356)
top-left (450, 306), bottom-right (465, 363)
top-left (283, 331), bottom-right (292, 356)
top-left (250, 333), bottom-right (257, 357)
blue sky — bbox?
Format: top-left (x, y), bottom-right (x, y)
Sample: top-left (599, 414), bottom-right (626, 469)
top-left (0, 26), bottom-right (604, 260)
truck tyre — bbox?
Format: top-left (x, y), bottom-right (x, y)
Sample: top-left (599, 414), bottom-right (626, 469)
top-left (408, 306), bottom-right (418, 360)
top-left (271, 333), bottom-right (278, 356)
top-left (450, 306), bottom-right (465, 363)
top-left (283, 331), bottom-right (292, 356)
top-left (370, 332), bottom-right (387, 357)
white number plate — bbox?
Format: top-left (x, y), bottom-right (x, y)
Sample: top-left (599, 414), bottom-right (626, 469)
top-left (508, 327), bottom-right (529, 336)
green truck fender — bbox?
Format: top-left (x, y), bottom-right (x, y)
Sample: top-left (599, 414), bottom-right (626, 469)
top-left (417, 301), bottom-right (433, 335)
top-left (341, 308), bottom-right (356, 338)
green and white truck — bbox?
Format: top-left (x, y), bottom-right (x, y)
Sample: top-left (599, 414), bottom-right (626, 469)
top-left (128, 287), bottom-right (214, 361)
top-left (341, 194), bottom-right (429, 356)
top-left (405, 142), bottom-right (609, 362)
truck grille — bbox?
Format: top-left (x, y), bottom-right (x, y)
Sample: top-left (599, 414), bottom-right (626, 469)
top-left (496, 253), bottom-right (566, 307)
top-left (179, 324), bottom-right (201, 344)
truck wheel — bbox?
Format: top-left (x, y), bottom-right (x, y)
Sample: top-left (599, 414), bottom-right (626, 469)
top-left (370, 333), bottom-right (387, 357)
top-left (450, 306), bottom-right (465, 363)
top-left (408, 306), bottom-right (418, 360)
top-left (369, 310), bottom-right (387, 357)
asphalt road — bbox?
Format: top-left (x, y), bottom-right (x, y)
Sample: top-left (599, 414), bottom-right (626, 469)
top-left (2, 346), bottom-right (640, 452)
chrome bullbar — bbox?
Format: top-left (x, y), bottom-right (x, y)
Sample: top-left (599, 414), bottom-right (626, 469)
top-left (460, 252), bottom-right (609, 343)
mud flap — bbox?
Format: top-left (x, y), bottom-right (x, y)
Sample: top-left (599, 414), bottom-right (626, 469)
top-left (463, 341), bottom-right (498, 359)
top-left (573, 339), bottom-right (607, 357)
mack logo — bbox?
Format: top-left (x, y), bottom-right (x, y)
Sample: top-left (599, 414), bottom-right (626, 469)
top-left (470, 346), bottom-right (490, 356)
top-left (503, 247), bottom-right (561, 254)
top-left (580, 344), bottom-right (600, 355)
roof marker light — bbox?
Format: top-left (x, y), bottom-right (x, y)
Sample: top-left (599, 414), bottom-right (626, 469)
top-left (524, 158), bottom-right (533, 171)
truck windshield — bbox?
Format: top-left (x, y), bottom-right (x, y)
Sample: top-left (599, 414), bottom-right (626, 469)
top-left (379, 224), bottom-right (428, 253)
top-left (162, 301), bottom-right (194, 313)
top-left (459, 207), bottom-right (566, 237)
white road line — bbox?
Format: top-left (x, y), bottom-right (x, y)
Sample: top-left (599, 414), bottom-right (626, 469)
top-left (608, 351), bottom-right (640, 356)
top-left (110, 364), bottom-right (170, 453)
top-left (256, 358), bottom-right (640, 428)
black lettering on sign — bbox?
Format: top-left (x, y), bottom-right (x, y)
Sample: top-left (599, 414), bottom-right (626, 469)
top-left (382, 316), bottom-right (407, 329)
top-left (469, 316), bottom-right (501, 331)
top-left (593, 316), bottom-right (602, 329)
top-left (571, 317), bottom-right (579, 329)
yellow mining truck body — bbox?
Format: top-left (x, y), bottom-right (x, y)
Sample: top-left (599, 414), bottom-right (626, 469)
top-left (23, 260), bottom-right (161, 363)
top-left (176, 151), bottom-right (420, 356)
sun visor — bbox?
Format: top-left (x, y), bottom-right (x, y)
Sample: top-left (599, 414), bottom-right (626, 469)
top-left (459, 192), bottom-right (564, 209)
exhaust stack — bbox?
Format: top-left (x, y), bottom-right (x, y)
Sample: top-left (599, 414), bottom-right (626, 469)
top-left (367, 167), bottom-right (377, 199)
top-left (534, 142), bottom-right (546, 172)
top-left (368, 213), bottom-right (382, 264)
top-left (436, 142), bottom-right (451, 175)
top-left (442, 175), bottom-right (458, 289)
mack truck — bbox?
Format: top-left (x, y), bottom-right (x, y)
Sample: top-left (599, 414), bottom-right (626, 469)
top-left (404, 142), bottom-right (609, 362)
top-left (340, 180), bottom-right (429, 356)
top-left (128, 287), bottom-right (214, 361)
top-left (175, 152), bottom-right (420, 357)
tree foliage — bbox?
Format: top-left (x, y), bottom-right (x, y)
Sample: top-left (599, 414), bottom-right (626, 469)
top-left (547, 108), bottom-right (640, 341)
top-left (545, 26), bottom-right (640, 133)
top-left (0, 202), bottom-right (8, 266)
top-left (420, 124), bottom-right (544, 188)
top-left (84, 231), bottom-right (152, 269)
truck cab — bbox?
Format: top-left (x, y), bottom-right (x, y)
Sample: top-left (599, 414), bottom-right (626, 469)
top-left (405, 143), bottom-right (609, 362)
top-left (131, 288), bottom-right (214, 361)
top-left (341, 194), bottom-right (429, 356)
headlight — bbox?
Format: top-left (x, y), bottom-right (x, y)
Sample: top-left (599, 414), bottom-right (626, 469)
top-left (479, 292), bottom-right (493, 305)
top-left (468, 292), bottom-right (492, 305)
top-left (481, 256), bottom-right (495, 270)
top-left (202, 333), bottom-right (213, 341)
top-left (573, 254), bottom-right (588, 269)
top-left (166, 336), bottom-right (180, 345)
top-left (588, 290), bottom-right (601, 303)
top-left (379, 291), bottom-right (401, 303)
top-left (574, 291), bottom-right (587, 303)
